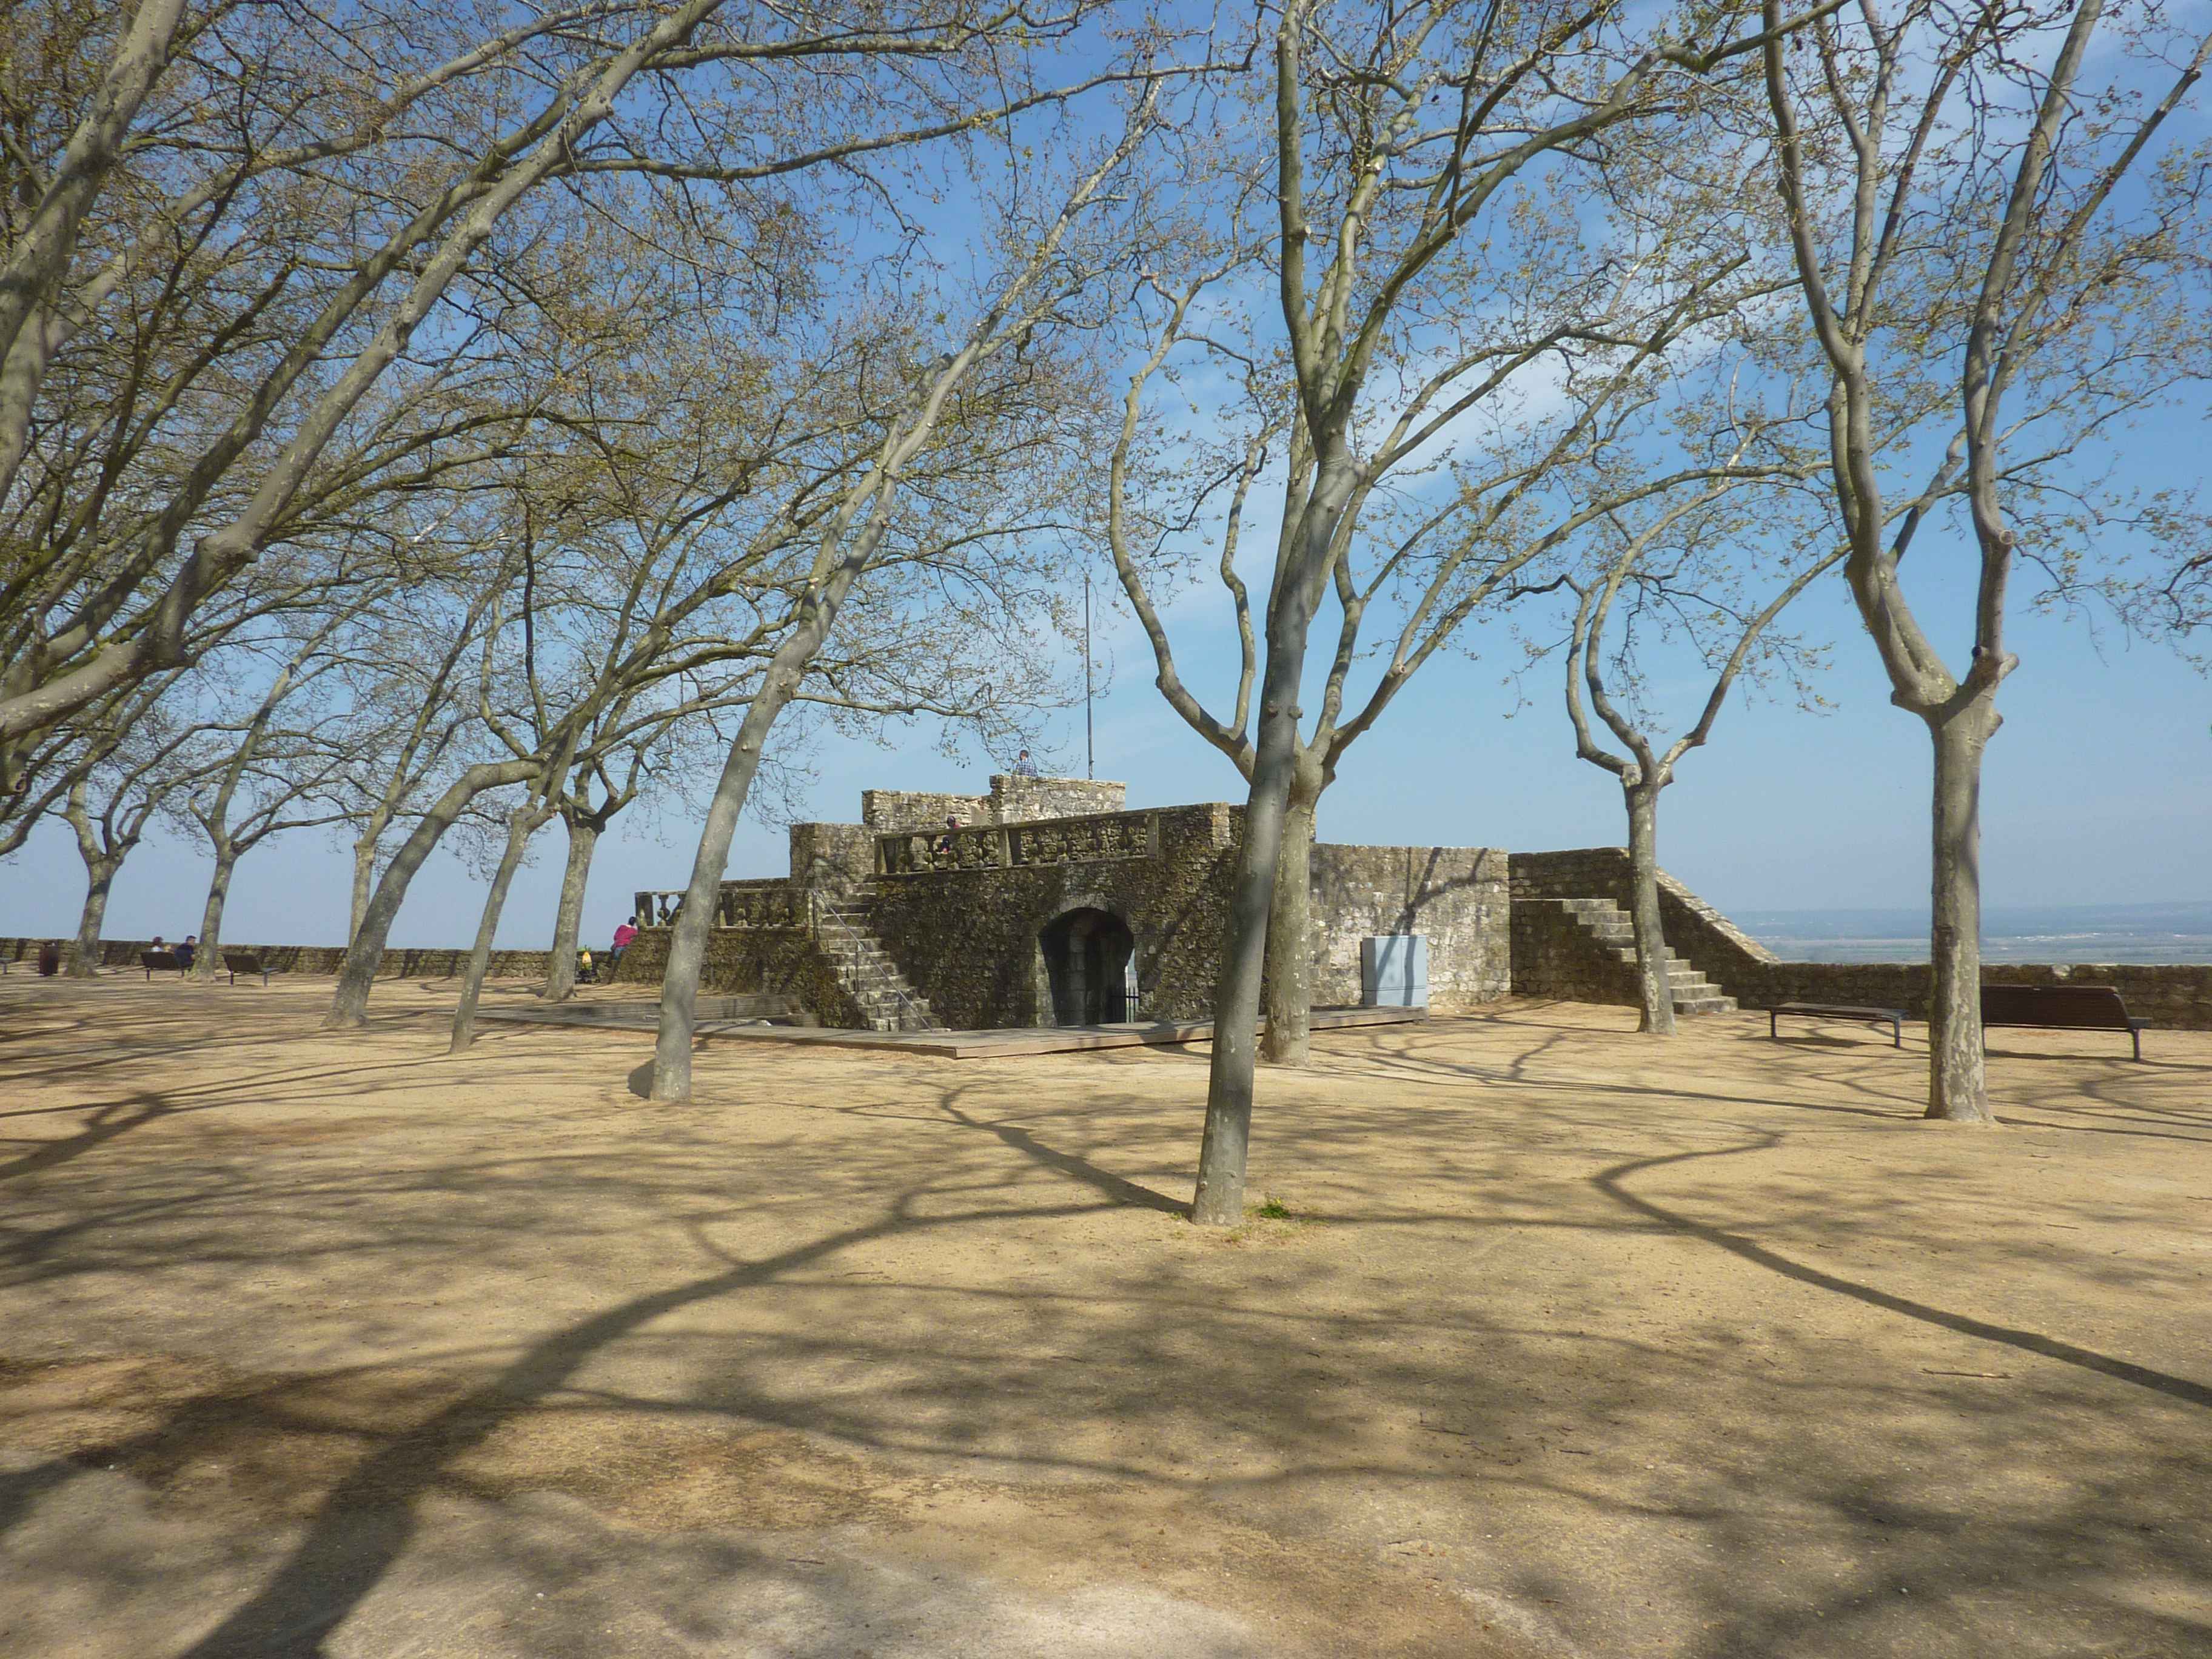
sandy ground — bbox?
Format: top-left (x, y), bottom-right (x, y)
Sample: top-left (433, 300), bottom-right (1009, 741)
top-left (0, 971), bottom-right (2207, 1659)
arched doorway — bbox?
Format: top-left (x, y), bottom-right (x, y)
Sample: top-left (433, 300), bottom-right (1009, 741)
top-left (1040, 908), bottom-right (1135, 1026)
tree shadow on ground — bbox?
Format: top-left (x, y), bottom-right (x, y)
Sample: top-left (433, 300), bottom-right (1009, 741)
top-left (2, 982), bottom-right (2208, 1658)
top-left (1592, 1140), bottom-right (2212, 1410)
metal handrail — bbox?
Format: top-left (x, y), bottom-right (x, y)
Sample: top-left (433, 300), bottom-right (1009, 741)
top-left (809, 893), bottom-right (936, 1030)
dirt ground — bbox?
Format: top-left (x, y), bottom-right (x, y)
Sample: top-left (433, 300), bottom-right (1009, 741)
top-left (1, 971), bottom-right (2207, 1658)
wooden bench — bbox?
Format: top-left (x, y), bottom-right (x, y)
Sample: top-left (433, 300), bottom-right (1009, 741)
top-left (222, 950), bottom-right (276, 986)
top-left (140, 948), bottom-right (184, 980)
top-left (1768, 1002), bottom-right (1908, 1048)
top-left (1982, 984), bottom-right (2149, 1061)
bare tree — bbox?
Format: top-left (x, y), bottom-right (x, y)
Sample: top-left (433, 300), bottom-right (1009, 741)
top-left (1149, 0), bottom-right (1838, 1221)
top-left (645, 87), bottom-right (1167, 1099)
top-left (1, 0), bottom-right (1131, 746)
top-left (1108, 250), bottom-right (1786, 1067)
top-left (325, 568), bottom-right (515, 945)
top-left (56, 679), bottom-right (223, 973)
top-left (1561, 494), bottom-right (1842, 1032)
top-left (446, 776), bottom-right (568, 1053)
top-left (183, 631), bottom-right (360, 980)
top-left (1758, 0), bottom-right (2212, 1121)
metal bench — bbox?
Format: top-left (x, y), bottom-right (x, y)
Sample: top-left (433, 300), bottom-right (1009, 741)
top-left (222, 950), bottom-right (275, 986)
top-left (1982, 984), bottom-right (2149, 1061)
top-left (140, 948), bottom-right (184, 980)
top-left (1768, 1002), bottom-right (1908, 1048)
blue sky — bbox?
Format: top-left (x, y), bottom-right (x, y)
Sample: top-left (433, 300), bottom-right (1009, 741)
top-left (6, 538), bottom-right (2206, 954)
top-left (7, 13), bottom-right (2209, 956)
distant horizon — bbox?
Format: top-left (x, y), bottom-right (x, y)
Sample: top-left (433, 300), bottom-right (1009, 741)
top-left (13, 895), bottom-right (2212, 967)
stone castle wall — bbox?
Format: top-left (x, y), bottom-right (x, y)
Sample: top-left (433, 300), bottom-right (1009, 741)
top-left (860, 791), bottom-right (991, 833)
top-left (788, 822), bottom-right (877, 894)
top-left (1509, 848), bottom-right (1777, 1000)
top-left (0, 936), bottom-right (553, 979)
top-left (987, 774), bottom-right (1127, 824)
top-left (860, 777), bottom-right (1125, 834)
top-left (1309, 844), bottom-right (1509, 1007)
top-left (1508, 901), bottom-right (1641, 1006)
top-left (609, 923), bottom-right (863, 1021)
top-left (865, 802), bottom-right (1240, 1027)
top-left (1505, 847), bottom-right (2212, 1031)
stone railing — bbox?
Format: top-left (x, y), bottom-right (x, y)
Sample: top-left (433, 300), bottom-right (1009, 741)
top-left (874, 808), bottom-right (1158, 878)
top-left (634, 883), bottom-right (811, 930)
top-left (634, 890), bottom-right (685, 927)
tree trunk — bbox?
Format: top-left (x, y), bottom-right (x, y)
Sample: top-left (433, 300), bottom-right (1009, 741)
top-left (1259, 786), bottom-right (1316, 1065)
top-left (651, 524), bottom-right (884, 1101)
top-left (192, 845), bottom-right (236, 983)
top-left (449, 806), bottom-right (541, 1053)
top-left (1925, 697), bottom-right (2000, 1123)
top-left (650, 673), bottom-right (802, 1100)
top-left (1624, 782), bottom-right (1675, 1036)
top-left (67, 864), bottom-right (114, 977)
top-left (347, 835), bottom-right (378, 947)
top-left (326, 760), bottom-right (535, 1029)
top-left (540, 814), bottom-right (599, 1003)
top-left (1191, 463), bottom-right (1345, 1223)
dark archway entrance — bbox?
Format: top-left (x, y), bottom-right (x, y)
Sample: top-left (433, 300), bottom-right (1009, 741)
top-left (1040, 908), bottom-right (1135, 1026)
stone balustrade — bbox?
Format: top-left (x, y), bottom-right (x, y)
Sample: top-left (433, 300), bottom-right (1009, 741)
top-left (874, 809), bottom-right (1159, 878)
top-left (634, 883), bottom-right (812, 930)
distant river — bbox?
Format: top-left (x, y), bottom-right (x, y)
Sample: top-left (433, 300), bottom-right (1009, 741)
top-left (1730, 901), bottom-right (2212, 965)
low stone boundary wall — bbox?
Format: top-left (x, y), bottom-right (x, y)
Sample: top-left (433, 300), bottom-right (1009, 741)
top-left (608, 927), bottom-right (862, 1025)
top-left (1506, 848), bottom-right (2212, 1030)
top-left (1509, 899), bottom-right (1640, 1006)
top-left (1751, 961), bottom-right (2212, 1033)
top-left (1312, 843), bottom-right (1509, 1008)
top-left (0, 936), bottom-right (553, 980)
top-left (1509, 848), bottom-right (1778, 988)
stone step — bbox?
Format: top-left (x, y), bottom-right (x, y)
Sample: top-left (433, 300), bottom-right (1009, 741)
top-left (1555, 894), bottom-right (1734, 1015)
top-left (1606, 948), bottom-right (1700, 977)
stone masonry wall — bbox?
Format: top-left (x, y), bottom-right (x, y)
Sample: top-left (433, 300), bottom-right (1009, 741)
top-left (858, 777), bottom-right (1125, 834)
top-left (1509, 848), bottom-right (1776, 1001)
top-left (0, 936), bottom-right (552, 979)
top-left (609, 924), bottom-right (863, 1024)
top-left (1748, 960), bottom-right (2212, 1033)
top-left (788, 822), bottom-right (876, 895)
top-left (1509, 901), bottom-right (1641, 1006)
top-left (864, 802), bottom-right (1239, 1028)
top-left (860, 791), bottom-right (991, 832)
top-left (987, 775), bottom-right (1126, 824)
top-left (1504, 848), bottom-right (2212, 1031)
top-left (1309, 844), bottom-right (1509, 1008)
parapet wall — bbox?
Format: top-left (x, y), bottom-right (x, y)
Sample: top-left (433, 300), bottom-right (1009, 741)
top-left (0, 936), bottom-right (553, 979)
top-left (859, 776), bottom-right (1125, 834)
top-left (1505, 848), bottom-right (2212, 1031)
top-left (987, 774), bottom-right (1127, 824)
top-left (1509, 848), bottom-right (1777, 999)
top-left (866, 802), bottom-right (1239, 1027)
top-left (1310, 843), bottom-right (1509, 1007)
top-left (860, 791), bottom-right (991, 833)
top-left (1749, 960), bottom-right (2212, 1032)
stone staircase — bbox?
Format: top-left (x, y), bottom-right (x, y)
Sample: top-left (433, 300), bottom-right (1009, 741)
top-left (1555, 897), bottom-right (1737, 1015)
top-left (810, 896), bottom-right (942, 1032)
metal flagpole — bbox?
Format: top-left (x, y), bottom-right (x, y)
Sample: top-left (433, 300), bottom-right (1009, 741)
top-left (1084, 571), bottom-right (1094, 779)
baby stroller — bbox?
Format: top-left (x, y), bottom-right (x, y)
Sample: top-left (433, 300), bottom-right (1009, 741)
top-left (576, 948), bottom-right (599, 985)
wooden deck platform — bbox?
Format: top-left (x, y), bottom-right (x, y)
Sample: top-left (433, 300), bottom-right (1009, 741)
top-left (479, 1001), bottom-right (1427, 1058)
